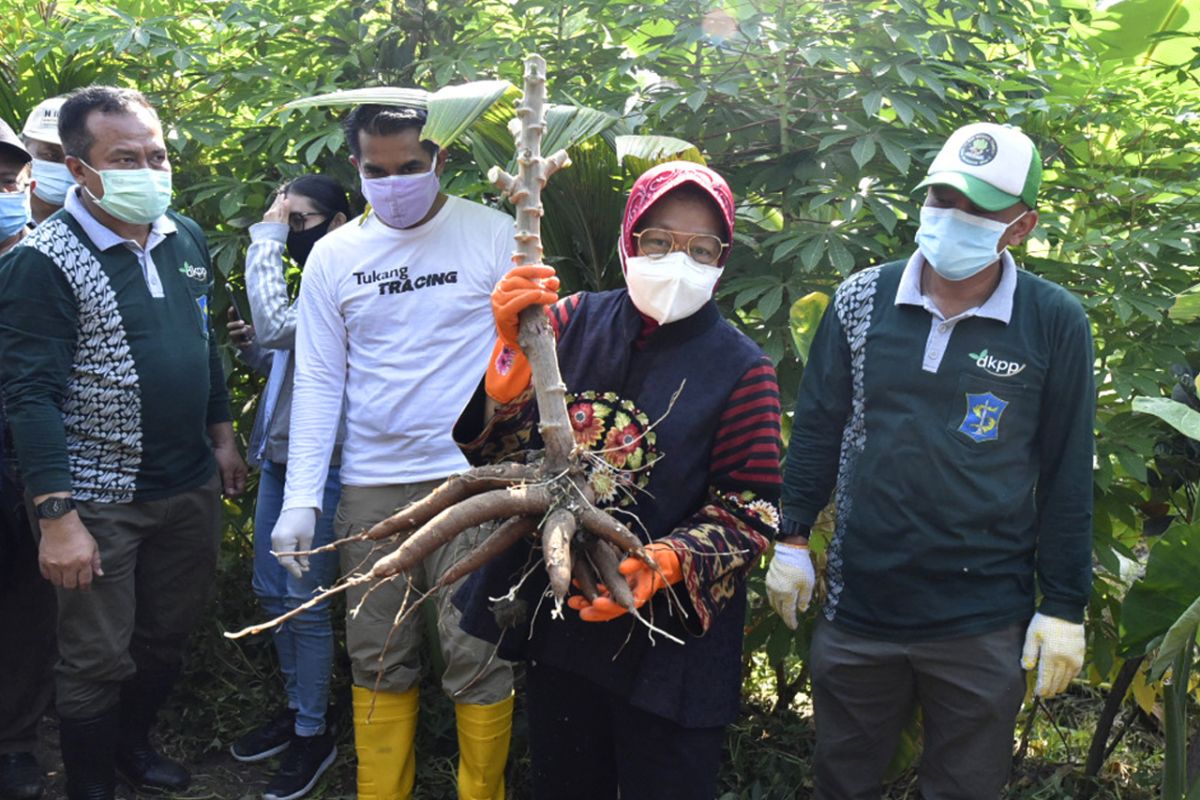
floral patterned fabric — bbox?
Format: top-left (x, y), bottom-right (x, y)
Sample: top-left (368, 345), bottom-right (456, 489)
top-left (459, 295), bottom-right (781, 634)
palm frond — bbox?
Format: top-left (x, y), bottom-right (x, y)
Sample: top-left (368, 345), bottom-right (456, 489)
top-left (615, 134), bottom-right (704, 176)
top-left (274, 81), bottom-right (518, 148)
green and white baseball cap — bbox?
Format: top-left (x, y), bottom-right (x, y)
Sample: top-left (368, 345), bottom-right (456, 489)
top-left (22, 96), bottom-right (66, 146)
top-left (915, 122), bottom-right (1042, 211)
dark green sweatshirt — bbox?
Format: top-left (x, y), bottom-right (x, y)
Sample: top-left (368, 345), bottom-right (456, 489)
top-left (782, 257), bottom-right (1094, 641)
top-left (0, 205), bottom-right (230, 503)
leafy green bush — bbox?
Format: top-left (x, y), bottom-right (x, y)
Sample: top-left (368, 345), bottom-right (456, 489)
top-left (4, 0), bottom-right (1199, 792)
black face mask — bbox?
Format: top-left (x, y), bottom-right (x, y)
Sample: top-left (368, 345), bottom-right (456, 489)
top-left (286, 218), bottom-right (333, 266)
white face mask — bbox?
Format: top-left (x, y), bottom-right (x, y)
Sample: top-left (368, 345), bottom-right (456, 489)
top-left (624, 251), bottom-right (721, 324)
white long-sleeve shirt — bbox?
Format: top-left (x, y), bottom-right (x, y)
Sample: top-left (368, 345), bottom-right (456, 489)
top-left (282, 196), bottom-right (513, 511)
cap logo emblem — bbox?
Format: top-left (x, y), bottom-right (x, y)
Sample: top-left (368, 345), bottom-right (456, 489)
top-left (959, 133), bottom-right (997, 166)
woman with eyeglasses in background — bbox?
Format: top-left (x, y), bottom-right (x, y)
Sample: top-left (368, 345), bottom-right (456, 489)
top-left (452, 161), bottom-right (784, 799)
top-left (225, 174), bottom-right (351, 800)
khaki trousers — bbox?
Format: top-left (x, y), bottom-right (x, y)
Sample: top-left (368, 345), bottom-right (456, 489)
top-left (334, 481), bottom-right (513, 704)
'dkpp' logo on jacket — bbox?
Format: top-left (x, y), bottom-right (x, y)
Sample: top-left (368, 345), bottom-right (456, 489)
top-left (970, 349), bottom-right (1025, 377)
top-left (180, 261), bottom-right (208, 282)
top-left (958, 392), bottom-right (1008, 443)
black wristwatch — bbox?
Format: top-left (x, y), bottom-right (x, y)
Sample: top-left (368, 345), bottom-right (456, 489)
top-left (35, 496), bottom-right (77, 520)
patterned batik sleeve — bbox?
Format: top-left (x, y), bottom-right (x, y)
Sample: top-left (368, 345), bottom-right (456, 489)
top-left (660, 356), bottom-right (783, 633)
top-left (457, 293), bottom-right (582, 466)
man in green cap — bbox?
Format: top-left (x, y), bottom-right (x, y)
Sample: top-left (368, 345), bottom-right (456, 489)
top-left (766, 121), bottom-right (1094, 798)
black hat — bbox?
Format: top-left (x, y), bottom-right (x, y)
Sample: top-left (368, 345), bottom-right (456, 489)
top-left (0, 119), bottom-right (31, 165)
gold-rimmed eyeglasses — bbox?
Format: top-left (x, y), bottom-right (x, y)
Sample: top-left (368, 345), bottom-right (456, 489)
top-left (632, 227), bottom-right (727, 265)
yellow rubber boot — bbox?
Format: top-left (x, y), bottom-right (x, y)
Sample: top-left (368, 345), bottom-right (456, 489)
top-left (455, 694), bottom-right (514, 800)
top-left (352, 685), bottom-right (419, 800)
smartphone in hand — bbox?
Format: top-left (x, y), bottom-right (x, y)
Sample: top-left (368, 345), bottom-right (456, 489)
top-left (225, 282), bottom-right (247, 322)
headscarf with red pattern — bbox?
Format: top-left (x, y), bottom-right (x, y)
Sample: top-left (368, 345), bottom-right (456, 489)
top-left (618, 160), bottom-right (736, 274)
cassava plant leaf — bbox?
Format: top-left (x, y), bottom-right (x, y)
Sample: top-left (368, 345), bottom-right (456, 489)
top-left (1120, 520), bottom-right (1200, 657)
top-left (789, 291), bottom-right (831, 365)
top-left (1169, 285), bottom-right (1200, 321)
top-left (1148, 592), bottom-right (1200, 681)
top-left (1132, 396), bottom-right (1200, 440)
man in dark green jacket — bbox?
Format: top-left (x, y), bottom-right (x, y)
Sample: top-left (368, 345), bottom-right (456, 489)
top-left (767, 122), bottom-right (1094, 799)
top-left (0, 85), bottom-right (246, 800)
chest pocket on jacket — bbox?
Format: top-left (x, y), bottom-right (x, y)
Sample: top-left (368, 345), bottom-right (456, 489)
top-left (944, 371), bottom-right (1037, 453)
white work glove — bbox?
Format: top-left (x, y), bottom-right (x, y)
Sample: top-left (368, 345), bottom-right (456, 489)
top-left (1021, 612), bottom-right (1086, 697)
top-left (765, 542), bottom-right (816, 630)
top-left (272, 507), bottom-right (318, 579)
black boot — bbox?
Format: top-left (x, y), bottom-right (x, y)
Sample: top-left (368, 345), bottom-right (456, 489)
top-left (114, 669), bottom-right (190, 793)
top-left (58, 706), bottom-right (119, 800)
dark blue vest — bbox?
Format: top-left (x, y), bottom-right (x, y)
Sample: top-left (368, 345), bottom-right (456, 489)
top-left (457, 289), bottom-right (765, 727)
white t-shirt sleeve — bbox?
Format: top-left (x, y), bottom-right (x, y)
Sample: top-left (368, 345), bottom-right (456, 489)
top-left (494, 215), bottom-right (515, 285)
top-left (282, 246), bottom-right (345, 512)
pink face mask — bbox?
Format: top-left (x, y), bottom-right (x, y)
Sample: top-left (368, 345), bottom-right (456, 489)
top-left (361, 162), bottom-right (440, 229)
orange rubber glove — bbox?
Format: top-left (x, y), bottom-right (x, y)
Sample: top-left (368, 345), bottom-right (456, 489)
top-left (492, 264), bottom-right (559, 348)
top-left (486, 265), bottom-right (558, 403)
top-left (567, 542), bottom-right (683, 622)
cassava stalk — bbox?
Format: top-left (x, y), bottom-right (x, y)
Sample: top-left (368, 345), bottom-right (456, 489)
top-left (487, 55), bottom-right (574, 474)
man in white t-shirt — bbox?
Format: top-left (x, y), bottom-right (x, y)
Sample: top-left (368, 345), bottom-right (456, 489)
top-left (271, 104), bottom-right (514, 800)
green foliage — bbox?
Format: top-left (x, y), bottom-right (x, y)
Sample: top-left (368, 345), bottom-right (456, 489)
top-left (6, 0), bottom-right (1200, 794)
top-left (1151, 595), bottom-right (1200, 682)
top-left (1135, 397), bottom-right (1200, 443)
top-left (787, 291), bottom-right (830, 366)
top-left (1121, 521), bottom-right (1200, 659)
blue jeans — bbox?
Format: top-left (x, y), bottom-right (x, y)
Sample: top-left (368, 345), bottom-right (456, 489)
top-left (252, 460), bottom-right (341, 737)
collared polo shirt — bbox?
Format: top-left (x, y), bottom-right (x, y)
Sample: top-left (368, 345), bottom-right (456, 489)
top-left (894, 250), bottom-right (1017, 373)
top-left (64, 186), bottom-right (176, 297)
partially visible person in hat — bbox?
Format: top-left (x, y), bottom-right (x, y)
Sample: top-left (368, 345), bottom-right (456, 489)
top-left (0, 118), bottom-right (53, 800)
top-left (452, 160), bottom-right (783, 799)
top-left (0, 120), bottom-right (31, 256)
top-left (21, 96), bottom-right (68, 225)
top-left (274, 103), bottom-right (516, 799)
top-left (766, 122), bottom-right (1094, 799)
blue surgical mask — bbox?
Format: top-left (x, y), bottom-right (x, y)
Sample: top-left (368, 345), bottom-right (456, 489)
top-left (0, 191), bottom-right (29, 240)
top-left (915, 206), bottom-right (1028, 281)
top-left (30, 159), bottom-right (74, 205)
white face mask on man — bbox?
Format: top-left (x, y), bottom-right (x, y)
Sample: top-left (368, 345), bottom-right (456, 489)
top-left (624, 250), bottom-right (722, 325)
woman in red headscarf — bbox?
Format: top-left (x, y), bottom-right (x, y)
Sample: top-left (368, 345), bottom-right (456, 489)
top-left (453, 162), bottom-right (782, 799)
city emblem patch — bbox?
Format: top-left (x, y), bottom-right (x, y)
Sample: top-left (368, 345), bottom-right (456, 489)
top-left (958, 391), bottom-right (1008, 443)
top-left (195, 294), bottom-right (210, 338)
